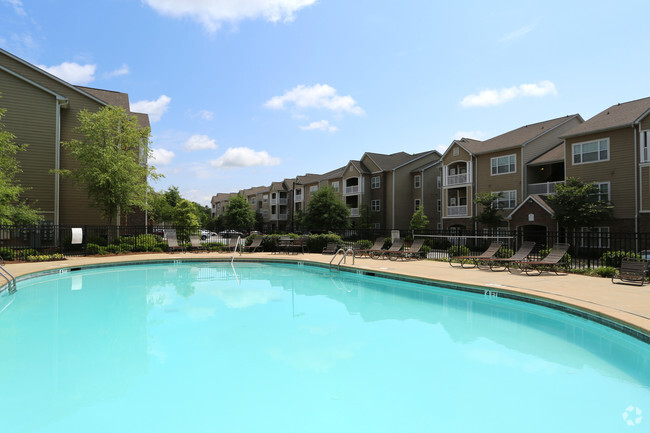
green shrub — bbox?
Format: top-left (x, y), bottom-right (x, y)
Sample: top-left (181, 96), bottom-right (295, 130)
top-left (595, 266), bottom-right (616, 278)
top-left (105, 245), bottom-right (122, 254)
top-left (538, 246), bottom-right (572, 269)
top-left (447, 245), bottom-right (471, 258)
top-left (601, 251), bottom-right (641, 268)
top-left (86, 243), bottom-right (106, 255)
top-left (420, 245), bottom-right (431, 258)
top-left (496, 247), bottom-right (514, 258)
top-left (0, 247), bottom-right (15, 260)
top-left (307, 233), bottom-right (343, 253)
top-left (25, 254), bottom-right (66, 262)
top-left (355, 239), bottom-right (373, 250)
top-left (86, 235), bottom-right (107, 247)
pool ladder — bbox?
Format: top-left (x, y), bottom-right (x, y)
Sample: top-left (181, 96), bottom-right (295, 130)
top-left (0, 258), bottom-right (16, 294)
top-left (330, 248), bottom-right (355, 271)
top-left (231, 236), bottom-right (242, 263)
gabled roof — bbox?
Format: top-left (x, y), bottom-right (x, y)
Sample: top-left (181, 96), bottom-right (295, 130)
top-left (363, 150), bottom-right (437, 171)
top-left (440, 137), bottom-right (483, 159)
top-left (211, 192), bottom-right (238, 203)
top-left (505, 194), bottom-right (554, 220)
top-left (346, 160), bottom-right (371, 175)
top-left (319, 165), bottom-right (345, 181)
top-left (296, 173), bottom-right (322, 184)
top-left (269, 181), bottom-right (288, 191)
top-left (528, 143), bottom-right (564, 166)
top-left (240, 185), bottom-right (268, 196)
top-left (562, 97), bottom-right (650, 138)
top-left (472, 115), bottom-right (581, 155)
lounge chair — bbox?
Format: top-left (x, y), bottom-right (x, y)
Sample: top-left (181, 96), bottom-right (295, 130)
top-left (355, 237), bottom-right (386, 258)
top-left (276, 236), bottom-right (292, 254)
top-left (512, 243), bottom-right (570, 276)
top-left (288, 237), bottom-right (307, 254)
top-left (242, 236), bottom-right (264, 253)
top-left (224, 237), bottom-right (241, 253)
top-left (612, 258), bottom-right (648, 286)
top-left (322, 242), bottom-right (339, 254)
top-left (387, 238), bottom-right (425, 261)
top-left (449, 241), bottom-right (502, 268)
top-left (480, 241), bottom-right (536, 272)
top-left (189, 235), bottom-right (206, 252)
top-left (166, 230), bottom-right (185, 253)
top-left (372, 238), bottom-right (404, 259)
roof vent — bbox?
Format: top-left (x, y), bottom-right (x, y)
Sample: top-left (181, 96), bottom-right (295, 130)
top-left (607, 111), bottom-right (610, 115)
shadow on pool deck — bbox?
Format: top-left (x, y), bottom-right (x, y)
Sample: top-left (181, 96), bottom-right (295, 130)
top-left (3, 252), bottom-right (650, 336)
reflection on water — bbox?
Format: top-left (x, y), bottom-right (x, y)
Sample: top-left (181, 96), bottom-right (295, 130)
top-left (0, 262), bottom-right (648, 433)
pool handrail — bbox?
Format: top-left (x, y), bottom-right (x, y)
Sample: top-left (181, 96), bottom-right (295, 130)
top-left (0, 259), bottom-right (16, 294)
top-left (231, 236), bottom-right (242, 263)
top-left (330, 248), bottom-right (355, 271)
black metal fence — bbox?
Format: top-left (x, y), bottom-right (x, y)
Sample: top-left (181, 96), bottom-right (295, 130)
top-left (1, 224), bottom-right (649, 269)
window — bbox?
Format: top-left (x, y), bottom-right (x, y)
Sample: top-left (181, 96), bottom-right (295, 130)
top-left (331, 181), bottom-right (339, 193)
top-left (573, 138), bottom-right (609, 164)
top-left (414, 199), bottom-right (421, 211)
top-left (453, 147), bottom-right (459, 156)
top-left (494, 190), bottom-right (516, 209)
top-left (371, 176), bottom-right (380, 189)
top-left (295, 188), bottom-right (302, 196)
top-left (251, 197), bottom-right (256, 205)
top-left (590, 182), bottom-right (610, 202)
top-left (371, 200), bottom-right (381, 212)
top-left (491, 154), bottom-right (516, 175)
top-left (414, 175), bottom-right (421, 188)
top-left (309, 185), bottom-right (318, 195)
top-left (437, 223), bottom-right (442, 230)
top-left (372, 223), bottom-right (381, 229)
top-left (581, 227), bottom-right (610, 248)
top-left (642, 130), bottom-right (650, 163)
top-left (263, 194), bottom-right (268, 203)
top-left (437, 176), bottom-right (441, 188)
top-left (437, 199), bottom-right (441, 212)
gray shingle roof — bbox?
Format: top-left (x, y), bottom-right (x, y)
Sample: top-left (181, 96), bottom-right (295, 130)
top-left (562, 97), bottom-right (650, 138)
top-left (528, 143), bottom-right (564, 165)
top-left (364, 151), bottom-right (435, 171)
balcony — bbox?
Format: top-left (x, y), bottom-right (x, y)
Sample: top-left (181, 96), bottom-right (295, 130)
top-left (278, 212), bottom-right (288, 221)
top-left (278, 198), bottom-right (288, 205)
top-left (446, 173), bottom-right (469, 186)
top-left (349, 207), bottom-right (359, 217)
top-left (447, 205), bottom-right (468, 217)
top-left (345, 185), bottom-right (360, 195)
top-left (294, 194), bottom-right (303, 203)
top-left (527, 181), bottom-right (564, 195)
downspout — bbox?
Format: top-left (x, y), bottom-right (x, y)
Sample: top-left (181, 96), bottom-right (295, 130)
top-left (634, 124), bottom-right (639, 250)
top-left (54, 97), bottom-right (67, 225)
top-left (392, 169), bottom-right (396, 229)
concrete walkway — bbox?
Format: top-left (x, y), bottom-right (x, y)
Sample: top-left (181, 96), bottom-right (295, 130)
top-left (3, 251), bottom-right (650, 336)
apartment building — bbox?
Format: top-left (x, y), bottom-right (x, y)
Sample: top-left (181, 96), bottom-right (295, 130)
top-left (0, 48), bottom-right (152, 226)
top-left (441, 115), bottom-right (583, 231)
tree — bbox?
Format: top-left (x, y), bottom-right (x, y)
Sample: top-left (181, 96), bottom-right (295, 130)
top-left (303, 186), bottom-right (350, 231)
top-left (172, 199), bottom-right (200, 228)
top-left (409, 207), bottom-right (429, 231)
top-left (57, 105), bottom-right (160, 225)
top-left (545, 177), bottom-right (613, 234)
top-left (0, 97), bottom-right (42, 225)
top-left (472, 192), bottom-right (505, 229)
top-left (223, 194), bottom-right (256, 232)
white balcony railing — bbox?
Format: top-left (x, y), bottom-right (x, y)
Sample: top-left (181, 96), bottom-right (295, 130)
top-left (278, 212), bottom-right (288, 221)
top-left (349, 207), bottom-right (359, 217)
top-left (527, 181), bottom-right (564, 195)
top-left (345, 185), bottom-right (360, 195)
top-left (447, 205), bottom-right (468, 217)
top-left (643, 147), bottom-right (649, 163)
top-left (446, 173), bottom-right (469, 186)
top-left (294, 194), bottom-right (303, 203)
top-left (278, 198), bottom-right (288, 205)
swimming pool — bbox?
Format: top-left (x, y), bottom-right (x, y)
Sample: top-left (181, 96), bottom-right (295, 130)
top-left (1, 261), bottom-right (648, 432)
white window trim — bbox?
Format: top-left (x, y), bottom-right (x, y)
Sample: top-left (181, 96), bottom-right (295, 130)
top-left (414, 175), bottom-right (421, 188)
top-left (371, 176), bottom-right (380, 189)
top-left (371, 199), bottom-right (381, 212)
top-left (580, 226), bottom-right (610, 248)
top-left (490, 154), bottom-right (517, 176)
top-left (592, 181), bottom-right (611, 202)
top-left (414, 199), bottom-right (421, 211)
top-left (437, 199), bottom-right (441, 212)
top-left (572, 138), bottom-right (610, 165)
top-left (493, 190), bottom-right (517, 209)
top-left (641, 130), bottom-right (650, 163)
top-left (331, 181), bottom-right (339, 192)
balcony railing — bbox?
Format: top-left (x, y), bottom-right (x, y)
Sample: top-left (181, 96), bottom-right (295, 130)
top-left (527, 181), bottom-right (564, 195)
top-left (349, 207), bottom-right (359, 217)
top-left (278, 198), bottom-right (288, 205)
top-left (446, 205), bottom-right (468, 217)
top-left (643, 147), bottom-right (649, 163)
top-left (294, 194), bottom-right (303, 203)
top-left (278, 212), bottom-right (288, 221)
top-left (446, 173), bottom-right (469, 186)
top-left (345, 185), bottom-right (360, 195)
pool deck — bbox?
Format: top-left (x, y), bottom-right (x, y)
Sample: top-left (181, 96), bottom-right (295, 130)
top-left (3, 251), bottom-right (650, 337)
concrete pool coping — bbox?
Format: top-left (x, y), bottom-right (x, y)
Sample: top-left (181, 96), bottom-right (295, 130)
top-left (3, 251), bottom-right (650, 340)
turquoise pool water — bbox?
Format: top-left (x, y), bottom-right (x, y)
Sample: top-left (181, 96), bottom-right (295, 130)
top-left (1, 261), bottom-right (649, 432)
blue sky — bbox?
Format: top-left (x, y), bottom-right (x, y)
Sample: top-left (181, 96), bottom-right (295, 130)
top-left (2, 0), bottom-right (650, 205)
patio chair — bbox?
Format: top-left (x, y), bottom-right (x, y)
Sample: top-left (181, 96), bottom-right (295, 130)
top-left (322, 242), bottom-right (339, 254)
top-left (242, 236), bottom-right (264, 253)
top-left (372, 238), bottom-right (404, 259)
top-left (612, 258), bottom-right (648, 286)
top-left (289, 237), bottom-right (307, 254)
top-left (449, 241), bottom-right (502, 269)
top-left (189, 235), bottom-right (206, 252)
top-left (387, 238), bottom-right (425, 261)
top-left (480, 241), bottom-right (536, 272)
top-left (355, 237), bottom-right (386, 258)
top-left (166, 230), bottom-right (185, 253)
top-left (276, 236), bottom-right (293, 254)
top-left (512, 243), bottom-right (570, 276)
top-left (224, 237), bottom-right (241, 253)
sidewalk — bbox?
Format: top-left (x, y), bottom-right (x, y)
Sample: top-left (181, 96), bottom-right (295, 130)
top-left (3, 252), bottom-right (650, 336)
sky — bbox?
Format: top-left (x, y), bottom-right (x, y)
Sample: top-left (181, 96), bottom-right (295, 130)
top-left (2, 0), bottom-right (650, 206)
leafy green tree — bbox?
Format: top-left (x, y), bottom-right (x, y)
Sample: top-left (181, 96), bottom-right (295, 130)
top-left (57, 105), bottom-right (160, 225)
top-left (223, 194), bottom-right (256, 232)
top-left (303, 186), bottom-right (350, 231)
top-left (545, 177), bottom-right (613, 234)
top-left (0, 97), bottom-right (42, 225)
top-left (472, 192), bottom-right (505, 229)
top-left (409, 207), bottom-right (429, 231)
top-left (172, 199), bottom-right (200, 228)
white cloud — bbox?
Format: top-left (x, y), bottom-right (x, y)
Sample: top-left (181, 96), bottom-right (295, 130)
top-left (131, 95), bottom-right (171, 122)
top-left (104, 64), bottom-right (130, 78)
top-left (300, 120), bottom-right (339, 133)
top-left (150, 148), bottom-right (175, 165)
top-left (188, 109), bottom-right (214, 120)
top-left (37, 61), bottom-right (96, 85)
top-left (1, 0), bottom-right (25, 16)
top-left (184, 134), bottom-right (218, 151)
top-left (453, 130), bottom-right (487, 141)
top-left (500, 24), bottom-right (535, 42)
top-left (460, 81), bottom-right (557, 108)
top-left (210, 147), bottom-right (281, 168)
top-left (143, 0), bottom-right (316, 32)
top-left (265, 84), bottom-right (365, 115)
